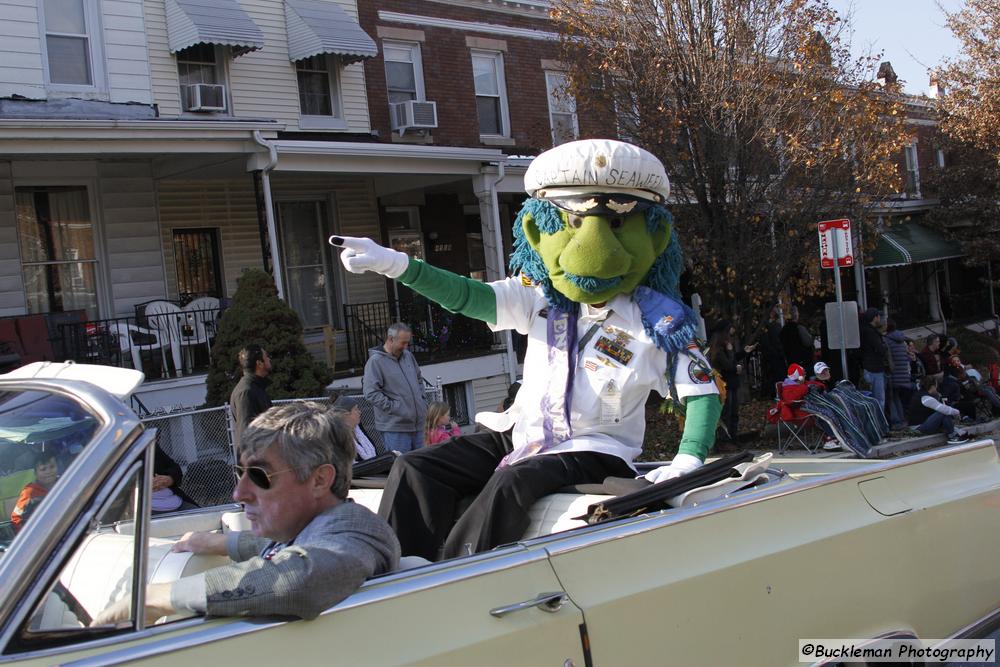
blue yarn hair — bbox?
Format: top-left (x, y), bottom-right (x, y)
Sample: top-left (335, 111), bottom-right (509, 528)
top-left (510, 198), bottom-right (577, 312)
top-left (509, 198), bottom-right (694, 342)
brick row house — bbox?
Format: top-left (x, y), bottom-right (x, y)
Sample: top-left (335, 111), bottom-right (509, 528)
top-left (860, 75), bottom-right (990, 331)
top-left (0, 0), bottom-right (612, 418)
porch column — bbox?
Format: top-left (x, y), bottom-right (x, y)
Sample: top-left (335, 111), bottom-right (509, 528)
top-left (474, 164), bottom-right (518, 385)
top-left (879, 269), bottom-right (891, 318)
top-left (927, 265), bottom-right (942, 322)
top-left (473, 165), bottom-right (506, 283)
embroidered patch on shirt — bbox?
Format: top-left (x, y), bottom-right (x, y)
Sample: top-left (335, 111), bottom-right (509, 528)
top-left (687, 356), bottom-right (713, 384)
top-left (595, 335), bottom-right (634, 366)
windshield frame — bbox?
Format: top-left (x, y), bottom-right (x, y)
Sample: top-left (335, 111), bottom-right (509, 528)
top-left (0, 377), bottom-right (144, 653)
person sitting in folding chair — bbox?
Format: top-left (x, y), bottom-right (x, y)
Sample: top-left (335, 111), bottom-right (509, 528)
top-left (767, 364), bottom-right (823, 453)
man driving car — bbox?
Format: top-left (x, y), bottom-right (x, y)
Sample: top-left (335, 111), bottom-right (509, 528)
top-left (94, 402), bottom-right (399, 624)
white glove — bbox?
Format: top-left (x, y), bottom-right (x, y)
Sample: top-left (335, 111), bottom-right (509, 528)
top-left (329, 235), bottom-right (410, 278)
top-left (644, 453), bottom-right (703, 484)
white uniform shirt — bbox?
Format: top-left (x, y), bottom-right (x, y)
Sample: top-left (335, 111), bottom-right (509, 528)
top-left (477, 277), bottom-right (718, 465)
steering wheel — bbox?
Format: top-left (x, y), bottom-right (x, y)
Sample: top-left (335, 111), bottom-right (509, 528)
top-left (52, 581), bottom-right (92, 627)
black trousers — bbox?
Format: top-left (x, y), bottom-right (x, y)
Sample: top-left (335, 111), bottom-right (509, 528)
top-left (377, 430), bottom-right (634, 561)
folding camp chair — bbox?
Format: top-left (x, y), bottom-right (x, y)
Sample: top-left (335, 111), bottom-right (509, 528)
top-left (769, 382), bottom-right (823, 454)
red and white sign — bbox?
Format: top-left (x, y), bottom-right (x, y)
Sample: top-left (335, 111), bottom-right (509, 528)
top-left (818, 218), bottom-right (853, 268)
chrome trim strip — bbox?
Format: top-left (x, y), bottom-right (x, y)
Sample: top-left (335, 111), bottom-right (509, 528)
top-left (134, 446), bottom-right (155, 632)
top-left (542, 439), bottom-right (998, 556)
top-left (0, 379), bottom-right (145, 649)
top-left (945, 605), bottom-right (1000, 641)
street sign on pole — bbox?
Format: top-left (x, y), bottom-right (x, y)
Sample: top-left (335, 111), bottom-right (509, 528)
top-left (825, 301), bottom-right (860, 349)
top-left (818, 218), bottom-right (854, 377)
top-left (818, 219), bottom-right (853, 268)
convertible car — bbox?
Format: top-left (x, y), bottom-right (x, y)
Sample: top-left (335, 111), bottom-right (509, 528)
top-left (1, 362), bottom-right (999, 666)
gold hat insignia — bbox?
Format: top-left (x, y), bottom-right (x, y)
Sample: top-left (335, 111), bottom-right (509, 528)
top-left (607, 199), bottom-right (637, 214)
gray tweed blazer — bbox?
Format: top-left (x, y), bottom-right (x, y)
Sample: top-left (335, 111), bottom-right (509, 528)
top-left (203, 499), bottom-right (400, 619)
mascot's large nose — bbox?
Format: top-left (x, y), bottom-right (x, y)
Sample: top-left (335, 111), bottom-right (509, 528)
top-left (560, 217), bottom-right (630, 277)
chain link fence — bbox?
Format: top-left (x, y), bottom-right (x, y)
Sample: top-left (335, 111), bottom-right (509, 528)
top-left (143, 386), bottom-right (443, 509)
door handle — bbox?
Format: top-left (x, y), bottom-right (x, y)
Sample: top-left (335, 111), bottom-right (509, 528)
top-left (490, 591), bottom-right (568, 618)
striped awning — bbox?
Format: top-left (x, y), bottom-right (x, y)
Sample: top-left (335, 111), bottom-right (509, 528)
top-left (166, 0), bottom-right (265, 57)
top-left (285, 0), bottom-right (377, 64)
top-left (868, 221), bottom-right (964, 269)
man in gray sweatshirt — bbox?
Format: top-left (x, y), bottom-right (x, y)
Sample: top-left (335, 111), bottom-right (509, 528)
top-left (363, 322), bottom-right (428, 453)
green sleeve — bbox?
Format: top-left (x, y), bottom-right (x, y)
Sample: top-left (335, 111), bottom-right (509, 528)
top-left (398, 259), bottom-right (498, 325)
top-left (676, 394), bottom-right (721, 461)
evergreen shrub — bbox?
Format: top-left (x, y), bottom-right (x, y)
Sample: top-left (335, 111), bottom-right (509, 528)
top-left (205, 269), bottom-right (333, 406)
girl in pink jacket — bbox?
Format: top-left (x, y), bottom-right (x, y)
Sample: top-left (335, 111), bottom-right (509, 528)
top-left (425, 402), bottom-right (461, 445)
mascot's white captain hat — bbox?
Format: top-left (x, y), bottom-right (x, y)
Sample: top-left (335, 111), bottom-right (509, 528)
top-left (524, 139), bottom-right (670, 215)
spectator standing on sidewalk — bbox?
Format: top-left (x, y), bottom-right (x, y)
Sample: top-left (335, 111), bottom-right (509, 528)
top-left (759, 307), bottom-right (787, 397)
top-left (708, 322), bottom-right (754, 444)
top-left (230, 344), bottom-right (272, 447)
top-left (859, 308), bottom-right (888, 417)
top-left (780, 306), bottom-right (814, 371)
top-left (884, 319), bottom-right (913, 429)
top-left (363, 322), bottom-right (428, 453)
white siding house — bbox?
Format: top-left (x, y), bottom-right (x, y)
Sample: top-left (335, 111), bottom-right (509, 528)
top-left (0, 0), bottom-right (152, 104)
top-left (144, 0), bottom-right (372, 132)
top-left (0, 0), bottom-right (517, 414)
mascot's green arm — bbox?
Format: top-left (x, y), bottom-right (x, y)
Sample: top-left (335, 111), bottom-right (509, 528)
top-left (398, 258), bottom-right (498, 325)
top-left (677, 394), bottom-right (721, 461)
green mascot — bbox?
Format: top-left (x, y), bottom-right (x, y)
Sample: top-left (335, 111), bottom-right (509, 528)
top-left (331, 139), bottom-right (720, 561)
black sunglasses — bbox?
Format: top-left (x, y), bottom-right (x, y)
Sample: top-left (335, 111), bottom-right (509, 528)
top-left (232, 464), bottom-right (297, 490)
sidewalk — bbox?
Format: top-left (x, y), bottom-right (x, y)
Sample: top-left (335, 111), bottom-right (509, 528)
top-left (760, 416), bottom-right (1000, 460)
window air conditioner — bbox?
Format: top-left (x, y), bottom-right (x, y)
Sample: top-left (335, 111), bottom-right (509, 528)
top-left (183, 83), bottom-right (227, 112)
top-left (390, 100), bottom-right (438, 134)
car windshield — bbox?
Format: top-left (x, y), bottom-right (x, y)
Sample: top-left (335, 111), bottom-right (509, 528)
top-left (0, 389), bottom-right (100, 552)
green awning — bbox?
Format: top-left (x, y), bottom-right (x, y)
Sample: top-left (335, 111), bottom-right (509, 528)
top-left (868, 221), bottom-right (964, 269)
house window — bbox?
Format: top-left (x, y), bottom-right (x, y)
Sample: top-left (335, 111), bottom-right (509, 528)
top-left (276, 200), bottom-right (339, 329)
top-left (383, 41), bottom-right (424, 104)
top-left (15, 186), bottom-right (100, 319)
top-left (177, 44), bottom-right (227, 112)
top-left (41, 0), bottom-right (98, 86)
top-left (904, 143), bottom-right (920, 195)
top-left (172, 229), bottom-right (222, 301)
top-left (545, 71), bottom-right (578, 146)
top-left (296, 55), bottom-right (342, 118)
top-left (471, 51), bottom-right (509, 137)
top-left (936, 149), bottom-right (946, 168)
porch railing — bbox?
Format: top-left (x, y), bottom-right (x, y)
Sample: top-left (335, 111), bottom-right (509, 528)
top-left (55, 304), bottom-right (221, 379)
top-left (343, 297), bottom-right (498, 367)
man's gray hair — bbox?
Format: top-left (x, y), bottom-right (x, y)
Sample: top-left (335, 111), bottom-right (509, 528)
top-left (240, 402), bottom-right (355, 499)
top-left (386, 322), bottom-right (411, 339)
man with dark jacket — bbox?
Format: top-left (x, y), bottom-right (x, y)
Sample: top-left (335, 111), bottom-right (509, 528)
top-left (230, 344), bottom-right (272, 446)
top-left (779, 306), bottom-right (813, 370)
top-left (859, 308), bottom-right (888, 415)
top-left (363, 323), bottom-right (428, 453)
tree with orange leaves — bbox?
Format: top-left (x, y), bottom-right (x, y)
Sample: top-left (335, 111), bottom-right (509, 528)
top-left (935, 0), bottom-right (1000, 165)
top-left (550, 0), bottom-right (910, 333)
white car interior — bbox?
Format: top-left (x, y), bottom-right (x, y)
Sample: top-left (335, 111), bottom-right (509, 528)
top-left (32, 451), bottom-right (786, 631)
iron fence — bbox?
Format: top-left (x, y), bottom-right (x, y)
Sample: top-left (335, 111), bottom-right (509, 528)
top-left (343, 297), bottom-right (497, 367)
top-left (144, 405), bottom-right (235, 508)
top-left (143, 388), bottom-right (443, 509)
top-left (56, 304), bottom-right (220, 379)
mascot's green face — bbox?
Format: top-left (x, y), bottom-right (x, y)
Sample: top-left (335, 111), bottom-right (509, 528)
top-left (522, 209), bottom-right (670, 305)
